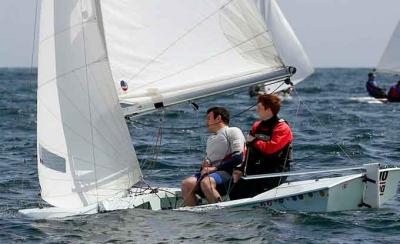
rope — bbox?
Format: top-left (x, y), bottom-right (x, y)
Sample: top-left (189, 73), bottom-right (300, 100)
top-left (291, 87), bottom-right (356, 164)
top-left (274, 87), bottom-right (302, 190)
top-left (26, 0), bottom-right (40, 204)
top-left (29, 0), bottom-right (39, 91)
top-left (138, 110), bottom-right (165, 170)
top-left (151, 111), bottom-right (165, 168)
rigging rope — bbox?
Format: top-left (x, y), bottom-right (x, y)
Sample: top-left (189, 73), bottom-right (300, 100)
top-left (138, 110), bottom-right (165, 171)
top-left (26, 0), bottom-right (40, 205)
top-left (29, 0), bottom-right (39, 91)
top-left (291, 87), bottom-right (356, 164)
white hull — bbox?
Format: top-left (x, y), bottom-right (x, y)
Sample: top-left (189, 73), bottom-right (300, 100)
top-left (19, 165), bottom-right (400, 219)
top-left (350, 96), bottom-right (388, 104)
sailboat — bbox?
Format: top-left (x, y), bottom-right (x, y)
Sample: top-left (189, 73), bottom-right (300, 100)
top-left (20, 0), bottom-right (400, 219)
top-left (358, 20), bottom-right (400, 103)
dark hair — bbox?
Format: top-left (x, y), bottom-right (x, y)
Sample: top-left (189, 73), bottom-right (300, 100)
top-left (257, 94), bottom-right (281, 115)
top-left (207, 107), bottom-right (230, 125)
top-left (368, 72), bottom-right (375, 78)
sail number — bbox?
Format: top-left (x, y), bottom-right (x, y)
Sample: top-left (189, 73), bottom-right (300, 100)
top-left (379, 171), bottom-right (389, 196)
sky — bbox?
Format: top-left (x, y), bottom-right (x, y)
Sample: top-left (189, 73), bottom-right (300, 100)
top-left (0, 0), bottom-right (399, 68)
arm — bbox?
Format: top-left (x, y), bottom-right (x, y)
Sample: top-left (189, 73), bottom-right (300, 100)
top-left (216, 152), bottom-right (243, 172)
top-left (216, 127), bottom-right (245, 172)
top-left (251, 123), bottom-right (292, 154)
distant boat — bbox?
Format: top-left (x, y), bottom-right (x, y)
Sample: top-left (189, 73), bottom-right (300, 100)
top-left (19, 0), bottom-right (399, 219)
top-left (375, 20), bottom-right (400, 102)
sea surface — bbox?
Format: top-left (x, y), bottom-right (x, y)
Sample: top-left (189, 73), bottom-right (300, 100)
top-left (0, 68), bottom-right (399, 243)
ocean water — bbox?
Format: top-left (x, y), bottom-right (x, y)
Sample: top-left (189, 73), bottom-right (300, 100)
top-left (0, 68), bottom-right (399, 243)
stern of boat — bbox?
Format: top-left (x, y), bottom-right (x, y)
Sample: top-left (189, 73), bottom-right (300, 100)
top-left (378, 166), bottom-right (400, 206)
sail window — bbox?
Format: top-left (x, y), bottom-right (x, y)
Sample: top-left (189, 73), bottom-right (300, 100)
top-left (39, 146), bottom-right (66, 173)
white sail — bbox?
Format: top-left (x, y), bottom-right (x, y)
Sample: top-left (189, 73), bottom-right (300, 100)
top-left (37, 0), bottom-right (141, 209)
top-left (100, 0), bottom-right (292, 116)
top-left (377, 21), bottom-right (400, 74)
top-left (257, 0), bottom-right (314, 93)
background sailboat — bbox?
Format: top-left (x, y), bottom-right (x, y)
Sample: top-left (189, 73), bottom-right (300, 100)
top-left (357, 19), bottom-right (400, 103)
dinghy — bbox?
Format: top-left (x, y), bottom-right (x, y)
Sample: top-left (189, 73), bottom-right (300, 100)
top-left (20, 0), bottom-right (400, 219)
top-left (373, 20), bottom-right (400, 102)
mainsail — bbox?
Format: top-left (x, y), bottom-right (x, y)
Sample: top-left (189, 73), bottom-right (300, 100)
top-left (100, 0), bottom-right (294, 116)
top-left (377, 20), bottom-right (400, 74)
top-left (37, 0), bottom-right (141, 208)
top-left (256, 0), bottom-right (314, 93)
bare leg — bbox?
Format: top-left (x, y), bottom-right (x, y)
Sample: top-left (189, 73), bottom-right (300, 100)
top-left (181, 176), bottom-right (198, 206)
top-left (200, 176), bottom-right (221, 204)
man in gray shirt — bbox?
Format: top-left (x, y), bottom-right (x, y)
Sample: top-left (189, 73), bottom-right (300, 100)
top-left (181, 107), bottom-right (245, 206)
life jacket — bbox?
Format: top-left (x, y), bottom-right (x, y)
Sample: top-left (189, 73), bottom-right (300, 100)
top-left (388, 85), bottom-right (400, 102)
top-left (244, 116), bottom-right (292, 176)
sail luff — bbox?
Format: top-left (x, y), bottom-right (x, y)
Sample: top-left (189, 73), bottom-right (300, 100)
top-left (37, 0), bottom-right (141, 209)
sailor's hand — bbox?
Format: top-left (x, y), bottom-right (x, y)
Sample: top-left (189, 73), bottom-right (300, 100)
top-left (201, 159), bottom-right (210, 168)
top-left (232, 170), bottom-right (242, 183)
top-left (201, 166), bottom-right (217, 176)
top-left (246, 134), bottom-right (255, 143)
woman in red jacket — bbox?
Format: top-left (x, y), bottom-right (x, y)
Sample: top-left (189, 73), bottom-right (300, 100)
top-left (388, 80), bottom-right (400, 102)
top-left (230, 94), bottom-right (293, 199)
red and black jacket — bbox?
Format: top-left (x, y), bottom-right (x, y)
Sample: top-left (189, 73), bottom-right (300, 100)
top-left (388, 85), bottom-right (400, 102)
top-left (244, 116), bottom-right (293, 176)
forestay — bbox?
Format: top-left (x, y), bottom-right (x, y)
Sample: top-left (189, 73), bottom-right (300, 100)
top-left (100, 0), bottom-right (292, 116)
top-left (377, 20), bottom-right (400, 74)
top-left (255, 0), bottom-right (313, 93)
top-left (37, 0), bottom-right (141, 209)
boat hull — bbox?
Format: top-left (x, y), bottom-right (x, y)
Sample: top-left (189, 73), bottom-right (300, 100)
top-left (19, 166), bottom-right (400, 219)
top-left (182, 167), bottom-right (400, 212)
